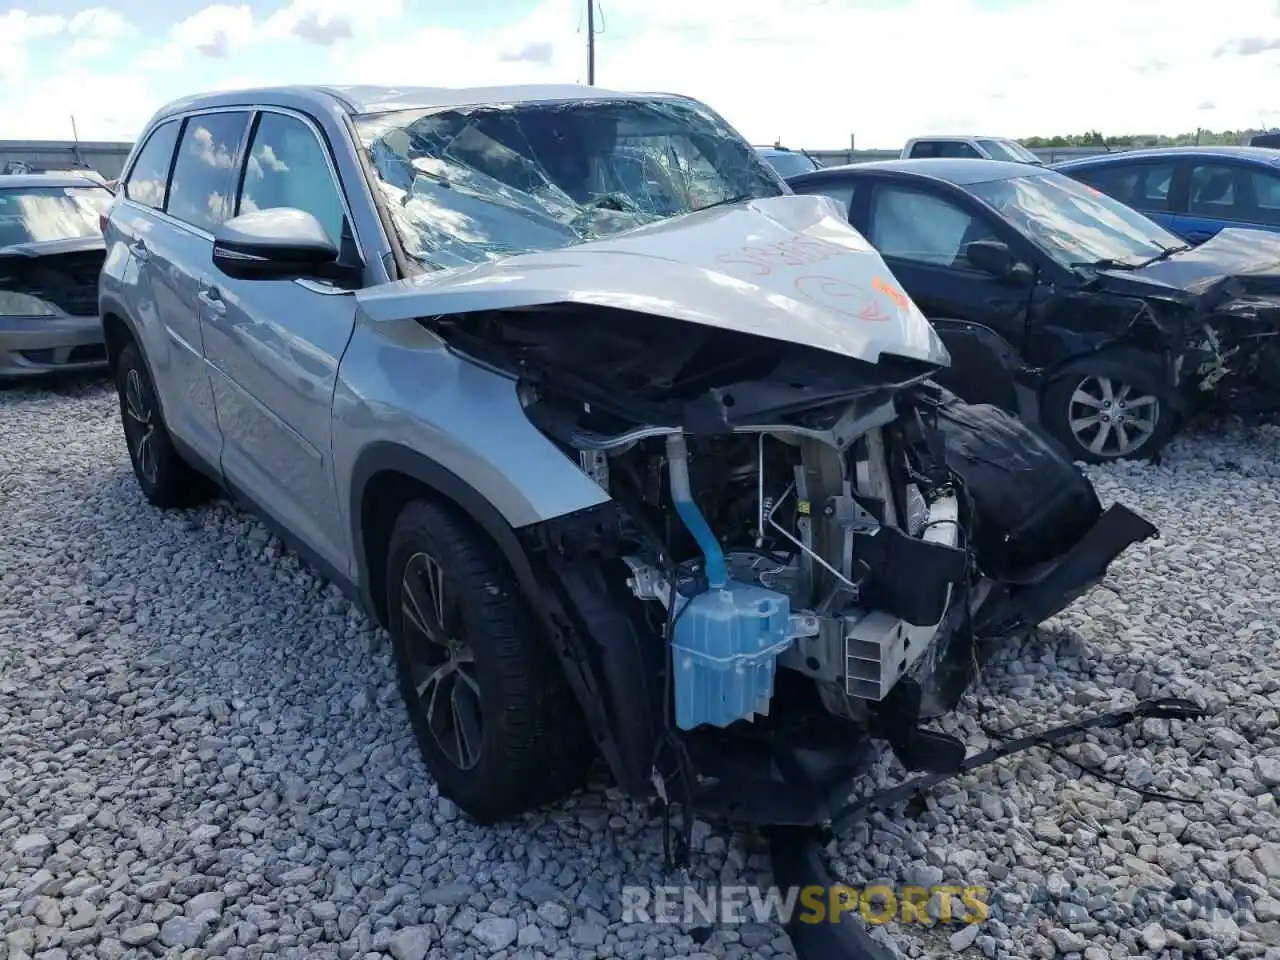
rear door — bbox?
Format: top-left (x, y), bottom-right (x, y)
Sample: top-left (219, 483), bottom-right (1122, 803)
top-left (109, 116), bottom-right (235, 465)
top-left (201, 107), bottom-right (365, 571)
top-left (1168, 160), bottom-right (1280, 242)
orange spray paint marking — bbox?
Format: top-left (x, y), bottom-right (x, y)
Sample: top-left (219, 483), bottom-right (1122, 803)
top-left (873, 276), bottom-right (910, 311)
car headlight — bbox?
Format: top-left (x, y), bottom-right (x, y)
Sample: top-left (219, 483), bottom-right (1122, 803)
top-left (0, 292), bottom-right (62, 317)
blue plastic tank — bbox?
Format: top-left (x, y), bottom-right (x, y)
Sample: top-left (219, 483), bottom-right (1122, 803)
top-left (671, 581), bottom-right (794, 730)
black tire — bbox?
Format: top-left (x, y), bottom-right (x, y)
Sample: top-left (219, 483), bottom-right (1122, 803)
top-left (385, 498), bottom-right (592, 823)
top-left (115, 341), bottom-right (212, 508)
top-left (1041, 349), bottom-right (1179, 464)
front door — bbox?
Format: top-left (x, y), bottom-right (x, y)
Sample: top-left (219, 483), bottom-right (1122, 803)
top-left (858, 181), bottom-right (1033, 350)
top-left (200, 108), bottom-right (363, 572)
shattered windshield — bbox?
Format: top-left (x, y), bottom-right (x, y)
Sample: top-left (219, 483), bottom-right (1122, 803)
top-left (355, 96), bottom-right (783, 270)
top-left (970, 171), bottom-right (1185, 269)
top-left (0, 186), bottom-right (112, 246)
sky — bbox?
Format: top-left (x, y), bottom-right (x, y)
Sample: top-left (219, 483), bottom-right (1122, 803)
top-left (4, 0), bottom-right (1280, 149)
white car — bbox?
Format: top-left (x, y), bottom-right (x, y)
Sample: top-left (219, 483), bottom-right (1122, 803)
top-left (901, 136), bottom-right (1043, 164)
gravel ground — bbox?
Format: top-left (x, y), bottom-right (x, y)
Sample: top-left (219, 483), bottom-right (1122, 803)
top-left (832, 420), bottom-right (1280, 959)
top-left (1, 378), bottom-right (1279, 960)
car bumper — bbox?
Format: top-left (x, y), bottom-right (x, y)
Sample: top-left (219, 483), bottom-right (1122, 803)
top-left (0, 314), bottom-right (108, 378)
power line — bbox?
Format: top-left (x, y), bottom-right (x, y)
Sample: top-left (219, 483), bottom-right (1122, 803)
top-left (587, 0), bottom-right (596, 85)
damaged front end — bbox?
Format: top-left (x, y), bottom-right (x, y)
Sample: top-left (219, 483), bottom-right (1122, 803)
top-left (425, 307), bottom-right (1157, 830)
top-left (1102, 229), bottom-right (1280, 414)
top-left (352, 90), bottom-right (1157, 829)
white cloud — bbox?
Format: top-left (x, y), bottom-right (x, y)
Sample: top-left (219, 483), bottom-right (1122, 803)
top-left (66, 8), bottom-right (132, 60)
top-left (0, 10), bottom-right (67, 83)
top-left (263, 0), bottom-right (403, 45)
top-left (7, 0), bottom-right (1280, 146)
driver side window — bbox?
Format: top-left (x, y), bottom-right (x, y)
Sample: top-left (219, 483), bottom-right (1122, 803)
top-left (237, 111), bottom-right (347, 246)
top-left (869, 185), bottom-right (999, 269)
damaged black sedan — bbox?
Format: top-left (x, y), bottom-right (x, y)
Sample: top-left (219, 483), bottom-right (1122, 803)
top-left (788, 158), bottom-right (1280, 461)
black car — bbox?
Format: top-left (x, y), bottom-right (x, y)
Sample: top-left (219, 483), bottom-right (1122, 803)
top-left (787, 158), bottom-right (1280, 462)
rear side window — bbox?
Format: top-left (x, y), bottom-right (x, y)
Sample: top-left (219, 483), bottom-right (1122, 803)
top-left (912, 141), bottom-right (981, 159)
top-left (124, 120), bottom-right (181, 209)
top-left (167, 111), bottom-right (252, 233)
top-left (908, 141), bottom-right (941, 159)
top-left (237, 111), bottom-right (347, 245)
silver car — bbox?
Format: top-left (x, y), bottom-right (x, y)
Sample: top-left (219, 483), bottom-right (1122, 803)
top-left (1, 174), bottom-right (113, 377)
top-left (101, 84), bottom-right (1153, 827)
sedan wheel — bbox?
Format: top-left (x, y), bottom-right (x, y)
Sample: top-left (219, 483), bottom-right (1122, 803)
top-left (1066, 375), bottom-right (1160, 459)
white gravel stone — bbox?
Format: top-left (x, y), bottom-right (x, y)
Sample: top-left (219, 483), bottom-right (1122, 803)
top-left (0, 381), bottom-right (789, 960)
top-left (823, 418), bottom-right (1280, 958)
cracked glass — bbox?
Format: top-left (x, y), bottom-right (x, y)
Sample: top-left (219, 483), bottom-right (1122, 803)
top-left (355, 96), bottom-right (783, 270)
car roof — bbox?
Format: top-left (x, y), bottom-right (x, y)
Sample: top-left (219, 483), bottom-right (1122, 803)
top-left (905, 135), bottom-right (1013, 143)
top-left (151, 83), bottom-right (685, 121)
top-left (790, 157), bottom-right (1040, 186)
top-left (0, 173), bottom-right (107, 189)
top-left (1055, 145), bottom-right (1280, 169)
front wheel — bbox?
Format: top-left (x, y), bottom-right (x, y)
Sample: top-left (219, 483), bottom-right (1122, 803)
top-left (385, 498), bottom-right (592, 823)
top-left (1041, 350), bottom-right (1178, 463)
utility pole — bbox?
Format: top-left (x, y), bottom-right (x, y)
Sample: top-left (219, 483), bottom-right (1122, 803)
top-left (586, 1), bottom-right (596, 85)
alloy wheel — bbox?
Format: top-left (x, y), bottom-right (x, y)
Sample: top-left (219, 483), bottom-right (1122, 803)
top-left (400, 552), bottom-right (483, 771)
top-left (123, 368), bottom-right (159, 485)
top-left (1066, 374), bottom-right (1160, 458)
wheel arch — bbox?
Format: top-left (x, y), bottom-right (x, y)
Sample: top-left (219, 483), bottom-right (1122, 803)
top-left (349, 441), bottom-right (644, 795)
top-left (349, 442), bottom-right (544, 632)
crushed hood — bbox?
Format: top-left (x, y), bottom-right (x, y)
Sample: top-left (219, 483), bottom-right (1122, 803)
top-left (356, 195), bottom-right (952, 369)
top-left (1096, 228), bottom-right (1280, 300)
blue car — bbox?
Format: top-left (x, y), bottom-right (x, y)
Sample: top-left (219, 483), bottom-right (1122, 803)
top-left (1054, 146), bottom-right (1280, 244)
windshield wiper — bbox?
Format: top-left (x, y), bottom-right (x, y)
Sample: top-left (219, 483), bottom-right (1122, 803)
top-left (692, 192), bottom-right (756, 214)
top-left (1069, 257), bottom-right (1142, 271)
top-left (1071, 244), bottom-right (1191, 274)
top-left (1132, 244), bottom-right (1192, 268)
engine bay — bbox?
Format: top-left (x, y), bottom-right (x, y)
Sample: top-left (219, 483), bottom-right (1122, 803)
top-left (539, 391), bottom-right (973, 732)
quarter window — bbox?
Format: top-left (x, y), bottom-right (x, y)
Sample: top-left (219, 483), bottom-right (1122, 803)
top-left (237, 111), bottom-right (347, 245)
top-left (124, 120), bottom-right (180, 210)
top-left (869, 185), bottom-right (999, 268)
top-left (166, 111), bottom-right (251, 233)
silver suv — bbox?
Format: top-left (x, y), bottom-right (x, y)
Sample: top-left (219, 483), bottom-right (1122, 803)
top-left (100, 84), bottom-right (1154, 827)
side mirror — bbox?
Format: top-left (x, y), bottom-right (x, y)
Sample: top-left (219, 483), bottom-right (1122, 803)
top-left (965, 239), bottom-right (1013, 277)
top-left (211, 208), bottom-right (359, 285)
top-left (965, 239), bottom-right (1034, 287)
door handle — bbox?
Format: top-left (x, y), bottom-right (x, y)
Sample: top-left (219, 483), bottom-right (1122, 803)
top-left (197, 287), bottom-right (227, 317)
top-left (128, 239), bottom-right (150, 262)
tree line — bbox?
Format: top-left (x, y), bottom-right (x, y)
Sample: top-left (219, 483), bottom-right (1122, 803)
top-left (1020, 129), bottom-right (1272, 148)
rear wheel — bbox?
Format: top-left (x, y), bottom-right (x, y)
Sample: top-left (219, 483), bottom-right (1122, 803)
top-left (385, 498), bottom-right (592, 823)
top-left (1041, 350), bottom-right (1178, 463)
top-left (115, 341), bottom-right (212, 507)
